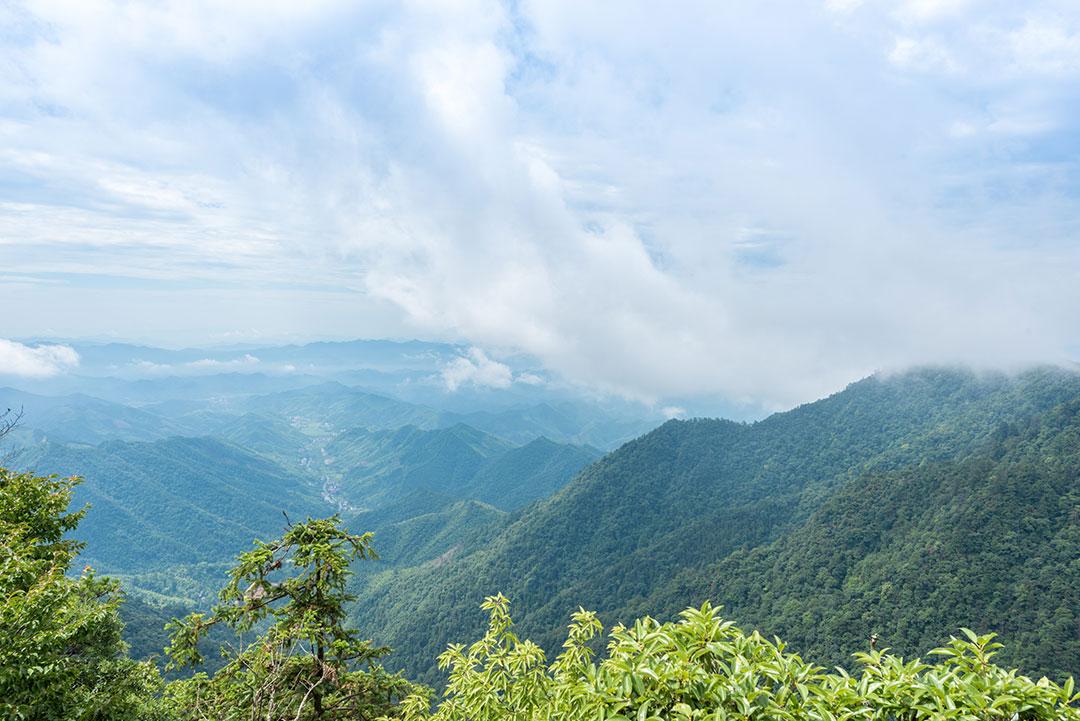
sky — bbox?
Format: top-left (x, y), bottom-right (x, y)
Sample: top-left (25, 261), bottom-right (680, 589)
top-left (1, 0), bottom-right (1079, 408)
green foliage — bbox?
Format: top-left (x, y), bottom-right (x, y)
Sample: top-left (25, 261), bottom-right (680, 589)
top-left (119, 593), bottom-right (237, 679)
top-left (164, 516), bottom-right (419, 720)
top-left (400, 597), bottom-right (1080, 721)
top-left (0, 467), bottom-right (164, 720)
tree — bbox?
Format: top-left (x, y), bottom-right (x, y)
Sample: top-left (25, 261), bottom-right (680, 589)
top-left (164, 516), bottom-right (419, 720)
top-left (0, 406), bottom-right (23, 466)
top-left (0, 406), bottom-right (22, 440)
top-left (0, 466), bottom-right (164, 720)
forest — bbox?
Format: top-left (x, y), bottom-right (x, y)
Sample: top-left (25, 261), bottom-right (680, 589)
top-left (1, 461), bottom-right (1077, 719)
top-left (349, 368), bottom-right (1080, 684)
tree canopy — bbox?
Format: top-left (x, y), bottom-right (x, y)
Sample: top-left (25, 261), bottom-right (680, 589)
top-left (0, 467), bottom-right (164, 720)
top-left (163, 516), bottom-right (419, 721)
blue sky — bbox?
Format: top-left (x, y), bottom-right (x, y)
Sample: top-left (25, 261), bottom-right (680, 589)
top-left (1, 0), bottom-right (1079, 407)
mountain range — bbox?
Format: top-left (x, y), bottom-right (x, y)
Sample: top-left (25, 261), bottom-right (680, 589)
top-left (3, 346), bottom-right (1078, 683)
top-left (343, 367), bottom-right (1080, 683)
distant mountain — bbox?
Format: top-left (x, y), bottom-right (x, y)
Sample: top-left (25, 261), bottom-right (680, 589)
top-left (1, 372), bottom-right (333, 408)
top-left (53, 338), bottom-right (461, 376)
top-left (445, 402), bottom-right (658, 449)
top-left (3, 338), bottom-right (668, 450)
top-left (325, 424), bottom-right (509, 509)
top-left (242, 382), bottom-right (445, 434)
top-left (12, 436), bottom-right (331, 573)
top-left (235, 339), bottom-right (459, 370)
top-left (461, 436), bottom-right (601, 510)
top-left (324, 424), bottom-right (600, 512)
top-left (349, 367), bottom-right (1080, 683)
top-left (97, 372), bottom-right (328, 405)
top-left (215, 412), bottom-right (313, 467)
top-left (0, 387), bottom-right (182, 445)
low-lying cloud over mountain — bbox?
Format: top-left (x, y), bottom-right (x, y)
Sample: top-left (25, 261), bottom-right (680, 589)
top-left (0, 339), bottom-right (79, 378)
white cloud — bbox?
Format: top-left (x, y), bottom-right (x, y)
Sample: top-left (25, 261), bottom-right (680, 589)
top-left (1007, 18), bottom-right (1080, 76)
top-left (119, 354), bottom-right (274, 377)
top-left (441, 348), bottom-right (514, 392)
top-left (888, 36), bottom-right (961, 72)
top-left (187, 354), bottom-right (260, 370)
top-left (895, 0), bottom-right (974, 23)
top-left (824, 0), bottom-right (863, 13)
top-left (2, 1), bottom-right (1080, 408)
top-left (0, 339), bottom-right (80, 377)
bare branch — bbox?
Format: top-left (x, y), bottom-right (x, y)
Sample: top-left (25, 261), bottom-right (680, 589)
top-left (0, 406), bottom-right (23, 441)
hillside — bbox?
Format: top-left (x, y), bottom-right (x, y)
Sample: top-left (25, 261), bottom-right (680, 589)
top-left (241, 382), bottom-right (446, 434)
top-left (461, 436), bottom-right (602, 510)
top-left (324, 424), bottom-right (510, 509)
top-left (215, 412), bottom-right (314, 467)
top-left (445, 402), bottom-right (658, 449)
top-left (672, 395), bottom-right (1080, 679)
top-left (349, 367), bottom-right (1080, 682)
top-left (324, 424), bottom-right (601, 512)
top-left (11, 436), bottom-right (331, 574)
top-left (0, 387), bottom-right (183, 445)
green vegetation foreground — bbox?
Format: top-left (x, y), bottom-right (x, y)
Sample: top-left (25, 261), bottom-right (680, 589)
top-left (1, 463), bottom-right (1077, 719)
top-left (401, 595), bottom-right (1080, 721)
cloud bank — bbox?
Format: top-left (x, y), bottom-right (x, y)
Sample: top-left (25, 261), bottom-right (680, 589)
top-left (2, 1), bottom-right (1080, 406)
top-left (0, 339), bottom-right (80, 378)
top-left (441, 348), bottom-right (515, 392)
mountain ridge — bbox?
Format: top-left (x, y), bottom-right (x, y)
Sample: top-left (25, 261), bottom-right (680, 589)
top-left (347, 366), bottom-right (1080, 683)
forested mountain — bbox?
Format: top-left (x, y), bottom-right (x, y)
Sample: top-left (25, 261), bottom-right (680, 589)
top-left (444, 402), bottom-right (658, 449)
top-left (5, 370), bottom-right (1078, 721)
top-left (11, 436), bottom-right (331, 573)
top-left (462, 436), bottom-right (601, 510)
top-left (677, 394), bottom-right (1080, 679)
top-left (355, 497), bottom-right (508, 571)
top-left (240, 382), bottom-right (447, 434)
top-left (1, 377), bottom-right (603, 674)
top-left (6, 360), bottom-right (1078, 689)
top-left (215, 412), bottom-right (314, 465)
top-left (0, 387), bottom-right (184, 444)
top-left (348, 367), bottom-right (1080, 682)
top-left (323, 424), bottom-right (600, 511)
top-left (324, 424), bottom-right (510, 507)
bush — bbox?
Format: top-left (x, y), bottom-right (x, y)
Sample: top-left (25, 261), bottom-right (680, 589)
top-left (398, 596), bottom-right (1079, 721)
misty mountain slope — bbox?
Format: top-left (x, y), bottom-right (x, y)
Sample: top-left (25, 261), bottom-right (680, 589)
top-left (349, 367), bottom-right (1080, 682)
top-left (215, 412), bottom-right (314, 467)
top-left (325, 424), bottom-right (600, 512)
top-left (358, 498), bottom-right (509, 573)
top-left (241, 382), bottom-right (446, 433)
top-left (12, 436), bottom-right (331, 572)
top-left (445, 402), bottom-right (659, 450)
top-left (0, 387), bottom-right (182, 445)
top-left (461, 436), bottom-right (602, 510)
top-left (324, 424), bottom-right (511, 508)
top-left (662, 394), bottom-right (1080, 680)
